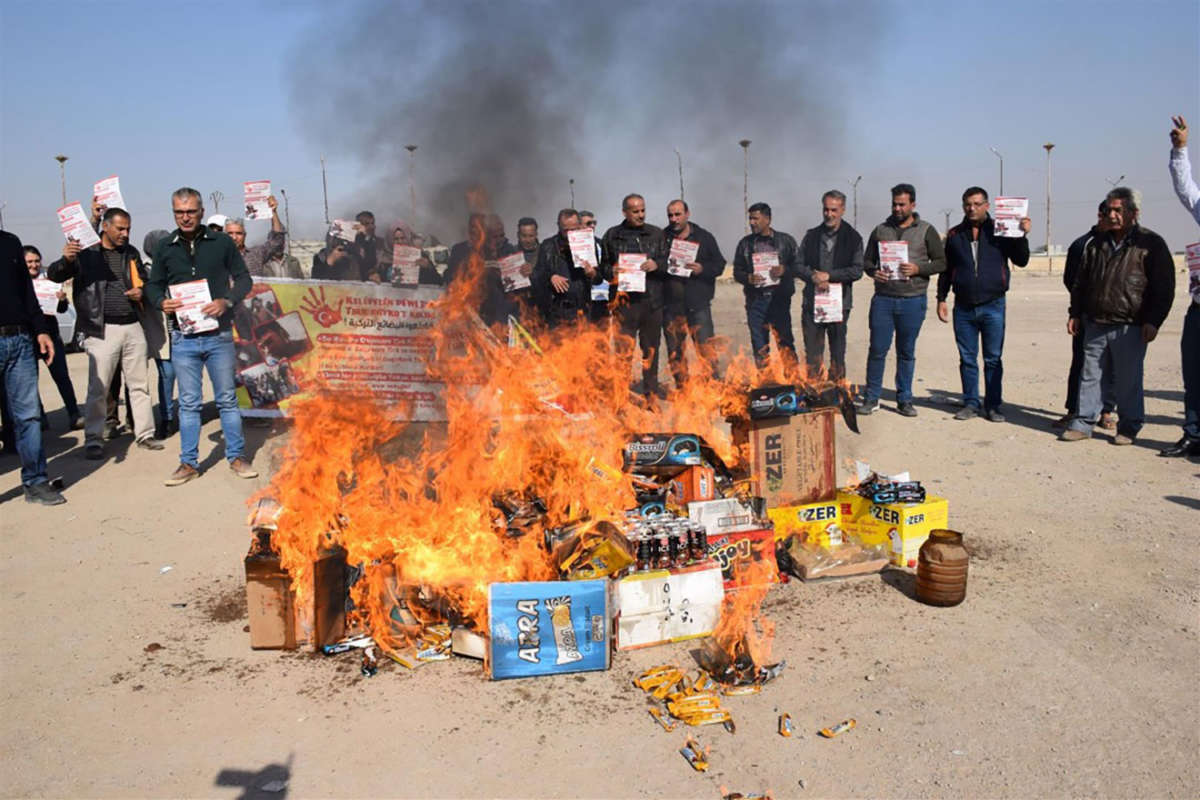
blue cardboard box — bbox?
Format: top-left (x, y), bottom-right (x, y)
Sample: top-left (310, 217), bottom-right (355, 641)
top-left (487, 580), bottom-right (611, 680)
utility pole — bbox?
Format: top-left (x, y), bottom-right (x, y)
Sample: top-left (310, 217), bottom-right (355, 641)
top-left (320, 155), bottom-right (330, 225)
top-left (939, 208), bottom-right (953, 235)
top-left (404, 145), bottom-right (418, 221)
top-left (54, 154), bottom-right (69, 206)
top-left (209, 190), bottom-right (223, 214)
top-left (674, 148), bottom-right (685, 201)
top-left (569, 178), bottom-right (575, 207)
top-left (989, 146), bottom-right (1004, 194)
top-left (0, 202), bottom-right (6, 230)
top-left (849, 175), bottom-right (862, 230)
top-left (280, 189), bottom-right (291, 257)
top-left (1043, 142), bottom-right (1055, 271)
top-left (739, 139), bottom-right (752, 231)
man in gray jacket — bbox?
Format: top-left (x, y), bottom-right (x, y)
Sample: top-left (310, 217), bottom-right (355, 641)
top-left (859, 183), bottom-right (946, 416)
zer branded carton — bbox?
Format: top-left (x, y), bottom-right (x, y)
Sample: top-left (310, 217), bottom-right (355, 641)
top-left (837, 490), bottom-right (948, 568)
top-left (767, 499), bottom-right (842, 547)
top-left (731, 407), bottom-right (837, 507)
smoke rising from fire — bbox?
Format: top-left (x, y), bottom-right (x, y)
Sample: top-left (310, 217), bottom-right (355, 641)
top-left (288, 1), bottom-right (881, 245)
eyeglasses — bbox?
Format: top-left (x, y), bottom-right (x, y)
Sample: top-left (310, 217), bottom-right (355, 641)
top-left (173, 208), bottom-right (202, 217)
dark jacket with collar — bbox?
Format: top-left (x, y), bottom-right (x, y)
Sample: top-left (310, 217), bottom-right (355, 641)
top-left (1063, 225), bottom-right (1100, 291)
top-left (863, 213), bottom-right (946, 298)
top-left (144, 227), bottom-right (251, 332)
top-left (732, 229), bottom-right (801, 299)
top-left (532, 232), bottom-right (604, 325)
top-left (445, 238), bottom-right (519, 326)
top-left (600, 221), bottom-right (668, 307)
top-left (796, 222), bottom-right (864, 314)
top-left (937, 215), bottom-right (1030, 307)
top-left (663, 221), bottom-right (726, 310)
top-left (48, 240), bottom-right (148, 339)
top-left (1, 231), bottom-right (49, 336)
top-left (1069, 224), bottom-right (1174, 328)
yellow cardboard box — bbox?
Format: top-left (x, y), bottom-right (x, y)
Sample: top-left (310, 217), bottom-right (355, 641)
top-left (837, 490), bottom-right (949, 568)
top-left (767, 499), bottom-right (842, 547)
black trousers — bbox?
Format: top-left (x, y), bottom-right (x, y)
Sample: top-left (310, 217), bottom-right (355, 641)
top-left (801, 309), bottom-right (850, 381)
top-left (664, 299), bottom-right (717, 386)
top-left (617, 300), bottom-right (663, 395)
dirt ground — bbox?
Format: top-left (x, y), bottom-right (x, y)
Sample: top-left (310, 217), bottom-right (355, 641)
top-left (2, 269), bottom-right (1197, 800)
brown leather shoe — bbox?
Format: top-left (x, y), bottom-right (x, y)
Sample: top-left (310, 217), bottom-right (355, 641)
top-left (229, 458), bottom-right (259, 479)
top-left (1058, 429), bottom-right (1090, 442)
top-left (164, 463), bottom-right (200, 487)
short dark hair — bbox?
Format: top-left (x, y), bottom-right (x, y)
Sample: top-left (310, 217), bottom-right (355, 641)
top-left (102, 207), bottom-right (130, 224)
top-left (891, 183), bottom-right (916, 203)
top-left (356, 211), bottom-right (375, 223)
top-left (557, 208), bottom-right (580, 226)
top-left (962, 186), bottom-right (988, 202)
top-left (23, 245), bottom-right (41, 258)
top-left (1106, 186), bottom-right (1141, 213)
top-left (822, 190), bottom-right (846, 205)
top-left (1097, 200), bottom-right (1108, 214)
top-left (517, 217), bottom-right (537, 229)
top-left (748, 202), bottom-right (772, 218)
top-left (578, 210), bottom-right (595, 219)
top-left (668, 199), bottom-right (689, 212)
top-left (621, 193), bottom-right (644, 211)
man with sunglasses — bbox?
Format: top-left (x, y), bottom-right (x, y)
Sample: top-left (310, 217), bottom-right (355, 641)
top-left (145, 187), bottom-right (257, 485)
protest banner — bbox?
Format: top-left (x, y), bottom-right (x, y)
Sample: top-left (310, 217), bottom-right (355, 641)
top-left (231, 278), bottom-right (446, 420)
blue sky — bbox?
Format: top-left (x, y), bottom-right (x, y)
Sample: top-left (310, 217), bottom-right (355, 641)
top-left (2, 0), bottom-right (1198, 260)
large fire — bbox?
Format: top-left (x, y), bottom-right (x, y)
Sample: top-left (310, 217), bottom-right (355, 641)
top-left (253, 225), bottom-right (849, 659)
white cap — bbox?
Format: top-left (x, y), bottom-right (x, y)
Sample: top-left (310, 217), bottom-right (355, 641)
top-left (204, 214), bottom-right (229, 229)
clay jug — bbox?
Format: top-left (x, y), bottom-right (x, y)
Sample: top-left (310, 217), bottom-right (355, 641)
top-left (915, 529), bottom-right (968, 606)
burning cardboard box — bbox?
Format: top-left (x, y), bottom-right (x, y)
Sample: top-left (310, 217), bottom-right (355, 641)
top-left (731, 407), bottom-right (837, 507)
top-left (614, 562), bottom-right (724, 651)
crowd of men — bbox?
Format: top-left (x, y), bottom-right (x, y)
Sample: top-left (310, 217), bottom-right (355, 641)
top-left (2, 118), bottom-right (1197, 505)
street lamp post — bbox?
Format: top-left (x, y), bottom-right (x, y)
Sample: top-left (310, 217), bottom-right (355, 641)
top-left (320, 155), bottom-right (330, 225)
top-left (1105, 174), bottom-right (1125, 188)
top-left (739, 139), bottom-right (751, 231)
top-left (209, 190), bottom-right (223, 214)
top-left (939, 208), bottom-right (953, 235)
top-left (569, 178), bottom-right (575, 207)
top-left (674, 148), bottom-right (685, 201)
top-left (405, 144), bottom-right (418, 221)
top-left (54, 154), bottom-right (69, 206)
top-left (849, 175), bottom-right (862, 231)
top-left (1044, 143), bottom-right (1055, 271)
top-left (989, 146), bottom-right (1004, 195)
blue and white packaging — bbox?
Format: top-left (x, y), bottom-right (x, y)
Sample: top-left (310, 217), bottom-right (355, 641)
top-left (487, 579), bottom-right (610, 680)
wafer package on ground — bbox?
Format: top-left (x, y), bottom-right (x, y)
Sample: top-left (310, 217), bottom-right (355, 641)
top-left (706, 527), bottom-right (778, 590)
top-left (838, 490), bottom-right (949, 568)
top-left (767, 499), bottom-right (842, 546)
top-left (487, 580), bottom-right (610, 679)
top-left (614, 562), bottom-right (724, 650)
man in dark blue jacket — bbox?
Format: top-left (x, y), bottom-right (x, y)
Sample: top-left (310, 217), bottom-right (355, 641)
top-left (732, 202), bottom-right (801, 369)
top-left (936, 186), bottom-right (1030, 422)
top-left (662, 199), bottom-right (725, 385)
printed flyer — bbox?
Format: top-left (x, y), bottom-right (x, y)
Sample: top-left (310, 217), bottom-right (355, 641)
top-left (231, 278), bottom-right (446, 420)
top-left (391, 244), bottom-right (422, 284)
top-left (498, 252), bottom-right (530, 292)
top-left (169, 280), bottom-right (219, 334)
top-left (566, 228), bottom-right (596, 270)
top-left (243, 180), bottom-right (272, 221)
top-left (617, 253), bottom-right (647, 293)
top-left (1186, 242), bottom-right (1200, 303)
top-left (993, 196), bottom-right (1029, 238)
top-left (57, 202), bottom-right (101, 248)
top-left (813, 282), bottom-right (843, 323)
top-left (32, 279), bottom-right (61, 316)
top-left (878, 241), bottom-right (909, 281)
top-left (93, 175), bottom-right (126, 212)
top-left (752, 251), bottom-right (780, 287)
top-left (667, 238), bottom-right (699, 277)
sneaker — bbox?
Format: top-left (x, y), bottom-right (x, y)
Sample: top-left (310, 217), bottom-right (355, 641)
top-left (897, 402), bottom-right (918, 417)
top-left (857, 399), bottom-right (880, 415)
top-left (84, 443), bottom-right (104, 460)
top-left (164, 463), bottom-right (200, 486)
top-left (1058, 429), bottom-right (1090, 442)
top-left (24, 482), bottom-right (66, 505)
top-left (1112, 433), bottom-right (1135, 446)
top-left (953, 405), bottom-right (979, 421)
top-left (136, 436), bottom-right (165, 451)
top-left (1051, 414), bottom-right (1074, 430)
top-left (229, 458), bottom-right (259, 479)
top-left (1099, 411), bottom-right (1117, 431)
top-left (984, 408), bottom-right (1006, 423)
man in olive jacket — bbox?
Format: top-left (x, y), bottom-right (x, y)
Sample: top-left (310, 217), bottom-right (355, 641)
top-left (144, 187), bottom-right (257, 485)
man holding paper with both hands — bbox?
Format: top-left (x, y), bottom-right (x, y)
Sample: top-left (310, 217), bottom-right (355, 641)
top-left (145, 187), bottom-right (257, 486)
top-left (937, 186), bottom-right (1031, 423)
top-left (662, 199), bottom-right (725, 387)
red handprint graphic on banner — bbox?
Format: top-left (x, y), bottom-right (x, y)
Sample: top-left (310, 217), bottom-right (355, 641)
top-left (299, 287), bottom-right (344, 328)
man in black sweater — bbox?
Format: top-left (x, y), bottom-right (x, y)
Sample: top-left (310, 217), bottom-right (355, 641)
top-left (662, 199), bottom-right (726, 385)
top-left (0, 231), bottom-right (66, 504)
top-left (795, 191), bottom-right (864, 381)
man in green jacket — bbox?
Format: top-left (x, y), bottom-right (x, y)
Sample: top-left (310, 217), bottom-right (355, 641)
top-left (144, 187), bottom-right (258, 485)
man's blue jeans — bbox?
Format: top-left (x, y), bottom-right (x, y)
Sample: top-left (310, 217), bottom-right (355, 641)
top-left (864, 294), bottom-right (927, 405)
top-left (171, 329), bottom-right (244, 468)
top-left (1069, 320), bottom-right (1146, 437)
top-left (952, 296), bottom-right (1006, 410)
top-left (745, 289), bottom-right (795, 368)
top-left (155, 357), bottom-right (177, 426)
top-left (0, 334), bottom-right (47, 486)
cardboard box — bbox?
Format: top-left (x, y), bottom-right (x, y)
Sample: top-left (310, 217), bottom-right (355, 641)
top-left (838, 490), bottom-right (949, 568)
top-left (732, 408), bottom-right (836, 507)
top-left (487, 579), bottom-right (610, 679)
top-left (667, 465), bottom-right (716, 506)
top-left (687, 497), bottom-right (761, 537)
top-left (705, 527), bottom-right (778, 590)
top-left (244, 543), bottom-right (347, 651)
top-left (614, 562), bottom-right (724, 651)
top-left (767, 499), bottom-right (842, 546)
